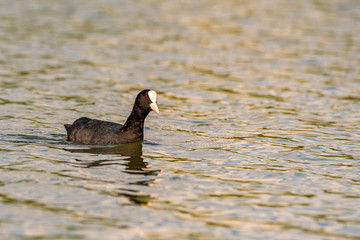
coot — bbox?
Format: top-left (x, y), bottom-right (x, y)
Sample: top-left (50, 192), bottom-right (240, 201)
top-left (64, 89), bottom-right (159, 145)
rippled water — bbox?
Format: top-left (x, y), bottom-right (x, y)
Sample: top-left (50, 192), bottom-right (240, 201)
top-left (0, 0), bottom-right (359, 239)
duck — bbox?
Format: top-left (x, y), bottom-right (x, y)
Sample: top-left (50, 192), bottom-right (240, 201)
top-left (64, 89), bottom-right (159, 145)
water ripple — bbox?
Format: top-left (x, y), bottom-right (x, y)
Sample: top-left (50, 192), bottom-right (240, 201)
top-left (0, 0), bottom-right (359, 239)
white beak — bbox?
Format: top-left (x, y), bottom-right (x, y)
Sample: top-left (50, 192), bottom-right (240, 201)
top-left (150, 102), bottom-right (159, 114)
top-left (148, 90), bottom-right (159, 114)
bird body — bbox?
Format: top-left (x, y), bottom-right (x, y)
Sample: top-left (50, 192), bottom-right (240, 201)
top-left (64, 89), bottom-right (159, 145)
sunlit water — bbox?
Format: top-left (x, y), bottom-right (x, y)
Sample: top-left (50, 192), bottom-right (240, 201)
top-left (0, 0), bottom-right (359, 239)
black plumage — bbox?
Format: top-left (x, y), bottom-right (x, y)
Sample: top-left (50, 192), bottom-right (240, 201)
top-left (64, 89), bottom-right (159, 145)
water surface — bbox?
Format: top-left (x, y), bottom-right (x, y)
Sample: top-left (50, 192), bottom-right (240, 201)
top-left (0, 0), bottom-right (359, 239)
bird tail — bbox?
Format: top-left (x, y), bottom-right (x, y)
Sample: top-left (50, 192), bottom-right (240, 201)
top-left (64, 124), bottom-right (71, 141)
top-left (64, 124), bottom-right (71, 131)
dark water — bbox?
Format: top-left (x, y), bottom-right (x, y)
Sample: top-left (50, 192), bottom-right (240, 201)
top-left (0, 0), bottom-right (359, 239)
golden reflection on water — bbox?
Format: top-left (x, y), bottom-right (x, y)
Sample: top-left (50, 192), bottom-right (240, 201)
top-left (0, 0), bottom-right (359, 239)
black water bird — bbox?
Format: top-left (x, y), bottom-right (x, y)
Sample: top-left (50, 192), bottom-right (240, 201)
top-left (64, 89), bottom-right (159, 145)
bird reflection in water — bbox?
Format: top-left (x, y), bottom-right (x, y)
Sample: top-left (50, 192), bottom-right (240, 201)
top-left (64, 142), bottom-right (160, 205)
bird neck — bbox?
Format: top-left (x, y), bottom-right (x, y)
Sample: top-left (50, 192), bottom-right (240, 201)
top-left (122, 105), bottom-right (150, 131)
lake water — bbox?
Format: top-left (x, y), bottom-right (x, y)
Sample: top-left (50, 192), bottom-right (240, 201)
top-left (0, 0), bottom-right (359, 239)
